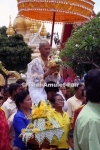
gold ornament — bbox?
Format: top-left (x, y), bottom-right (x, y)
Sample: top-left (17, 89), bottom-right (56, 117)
top-left (30, 21), bottom-right (38, 33)
top-left (40, 24), bottom-right (47, 36)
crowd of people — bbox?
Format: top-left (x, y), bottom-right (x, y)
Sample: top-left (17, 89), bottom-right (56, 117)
top-left (0, 79), bottom-right (76, 150)
top-left (0, 41), bottom-right (100, 150)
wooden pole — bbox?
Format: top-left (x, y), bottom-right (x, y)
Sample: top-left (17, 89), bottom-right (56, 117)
top-left (50, 11), bottom-right (56, 47)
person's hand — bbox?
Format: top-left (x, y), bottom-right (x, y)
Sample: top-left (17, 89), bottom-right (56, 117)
top-left (46, 66), bottom-right (59, 75)
top-left (44, 66), bottom-right (60, 78)
top-left (12, 146), bottom-right (21, 150)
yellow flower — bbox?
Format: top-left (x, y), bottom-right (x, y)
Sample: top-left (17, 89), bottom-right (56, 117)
top-left (28, 123), bottom-right (34, 129)
top-left (39, 100), bottom-right (47, 108)
top-left (31, 100), bottom-right (55, 119)
top-left (32, 107), bottom-right (43, 115)
top-left (21, 128), bottom-right (26, 133)
top-left (33, 128), bottom-right (40, 133)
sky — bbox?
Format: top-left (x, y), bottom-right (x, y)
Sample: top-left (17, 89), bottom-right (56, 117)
top-left (0, 0), bottom-right (99, 38)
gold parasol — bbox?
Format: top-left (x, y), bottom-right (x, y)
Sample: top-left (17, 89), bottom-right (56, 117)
top-left (17, 0), bottom-right (95, 46)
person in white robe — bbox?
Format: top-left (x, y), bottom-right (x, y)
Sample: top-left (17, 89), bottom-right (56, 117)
top-left (27, 41), bottom-right (61, 105)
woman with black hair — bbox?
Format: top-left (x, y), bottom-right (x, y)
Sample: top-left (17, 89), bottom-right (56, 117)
top-left (13, 90), bottom-right (32, 150)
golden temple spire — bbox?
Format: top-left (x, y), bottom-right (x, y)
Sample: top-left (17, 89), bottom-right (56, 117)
top-left (6, 16), bottom-right (15, 36)
top-left (40, 23), bottom-right (47, 37)
top-left (30, 21), bottom-right (38, 33)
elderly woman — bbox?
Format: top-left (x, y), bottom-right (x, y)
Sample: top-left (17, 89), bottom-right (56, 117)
top-left (13, 90), bottom-right (32, 150)
top-left (51, 94), bottom-right (70, 150)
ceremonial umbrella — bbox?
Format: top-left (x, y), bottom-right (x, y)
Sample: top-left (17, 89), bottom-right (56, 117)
top-left (17, 0), bottom-right (95, 46)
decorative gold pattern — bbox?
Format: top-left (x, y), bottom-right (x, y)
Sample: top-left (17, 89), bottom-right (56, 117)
top-left (30, 21), bottom-right (38, 33)
top-left (13, 15), bottom-right (42, 31)
top-left (0, 74), bottom-right (5, 86)
top-left (17, 0), bottom-right (95, 23)
top-left (10, 71), bottom-right (21, 79)
top-left (0, 61), bottom-right (21, 80)
top-left (0, 61), bottom-right (10, 76)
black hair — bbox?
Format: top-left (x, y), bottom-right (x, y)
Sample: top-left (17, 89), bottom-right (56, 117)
top-left (68, 129), bottom-right (74, 139)
top-left (9, 83), bottom-right (20, 96)
top-left (0, 86), bottom-right (4, 92)
top-left (85, 69), bottom-right (100, 103)
top-left (81, 89), bottom-right (85, 97)
top-left (15, 90), bottom-right (29, 108)
top-left (0, 96), bottom-right (3, 100)
top-left (44, 81), bottom-right (59, 93)
top-left (4, 84), bottom-right (9, 89)
top-left (4, 87), bottom-right (9, 93)
top-left (16, 79), bottom-right (26, 84)
top-left (50, 93), bottom-right (63, 103)
top-left (66, 86), bottom-right (70, 90)
top-left (66, 74), bottom-right (69, 78)
top-left (74, 84), bottom-right (84, 91)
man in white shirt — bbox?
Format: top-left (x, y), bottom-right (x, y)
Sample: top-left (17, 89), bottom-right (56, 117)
top-left (2, 83), bottom-right (21, 143)
top-left (27, 41), bottom-right (60, 105)
top-left (67, 84), bottom-right (84, 119)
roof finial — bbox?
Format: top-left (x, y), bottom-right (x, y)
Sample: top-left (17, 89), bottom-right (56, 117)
top-left (40, 23), bottom-right (47, 37)
top-left (6, 16), bottom-right (15, 36)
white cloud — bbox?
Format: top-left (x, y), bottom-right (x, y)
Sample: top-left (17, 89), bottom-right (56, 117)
top-left (0, 0), bottom-right (18, 27)
top-left (0, 4), bottom-right (10, 27)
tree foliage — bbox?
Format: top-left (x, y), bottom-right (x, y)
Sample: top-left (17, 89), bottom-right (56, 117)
top-left (59, 13), bottom-right (100, 75)
top-left (0, 26), bottom-right (33, 72)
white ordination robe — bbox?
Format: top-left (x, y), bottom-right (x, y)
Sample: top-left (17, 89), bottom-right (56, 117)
top-left (27, 56), bottom-right (61, 105)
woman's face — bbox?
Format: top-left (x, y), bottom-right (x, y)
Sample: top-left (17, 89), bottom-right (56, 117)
top-left (20, 94), bottom-right (32, 109)
top-left (54, 95), bottom-right (64, 108)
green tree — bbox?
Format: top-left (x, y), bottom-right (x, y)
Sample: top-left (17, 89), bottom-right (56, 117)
top-left (0, 26), bottom-right (33, 72)
top-left (0, 26), bottom-right (7, 36)
top-left (59, 14), bottom-right (100, 75)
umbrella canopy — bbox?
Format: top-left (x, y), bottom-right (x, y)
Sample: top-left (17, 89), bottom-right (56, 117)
top-left (17, 0), bottom-right (95, 46)
top-left (17, 0), bottom-right (94, 24)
